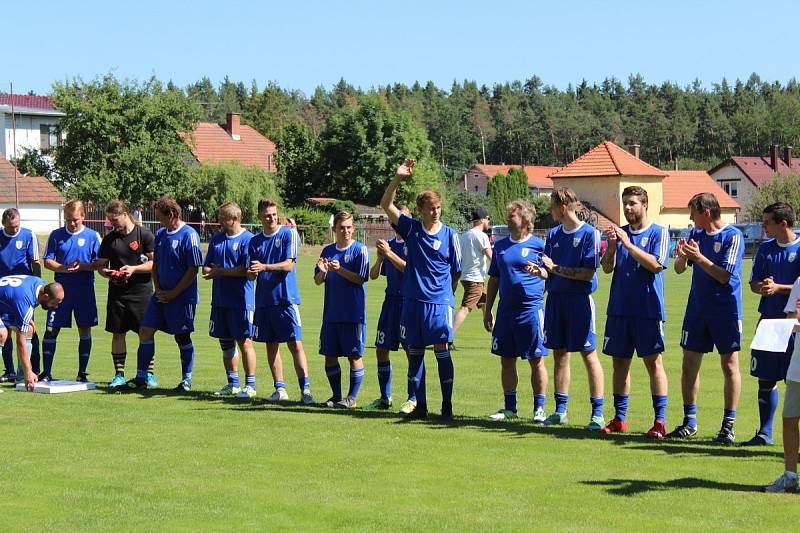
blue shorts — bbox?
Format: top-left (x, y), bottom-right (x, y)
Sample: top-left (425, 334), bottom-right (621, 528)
top-left (491, 306), bottom-right (547, 360)
top-left (319, 322), bottom-right (366, 358)
top-left (141, 297), bottom-right (196, 335)
top-left (680, 316), bottom-right (742, 354)
top-left (544, 293), bottom-right (596, 352)
top-left (603, 316), bottom-right (665, 358)
top-left (376, 298), bottom-right (404, 351)
top-left (400, 301), bottom-right (453, 348)
top-left (46, 286), bottom-right (98, 329)
top-left (0, 308), bottom-right (36, 333)
top-left (253, 304), bottom-right (303, 343)
top-left (209, 306), bottom-right (253, 340)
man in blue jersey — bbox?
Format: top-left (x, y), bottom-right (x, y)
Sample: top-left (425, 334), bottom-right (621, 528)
top-left (381, 160), bottom-right (462, 419)
top-left (744, 202), bottom-right (800, 446)
top-left (366, 205), bottom-right (410, 411)
top-left (484, 199), bottom-right (549, 422)
top-left (314, 211), bottom-right (369, 408)
top-left (599, 186), bottom-right (670, 438)
top-left (42, 200), bottom-right (101, 382)
top-left (670, 192), bottom-right (744, 444)
top-left (0, 275), bottom-right (63, 390)
top-left (248, 199), bottom-right (313, 403)
top-left (540, 187), bottom-right (605, 430)
top-left (122, 197), bottom-right (203, 392)
top-left (202, 202), bottom-right (258, 398)
top-left (0, 208), bottom-right (42, 381)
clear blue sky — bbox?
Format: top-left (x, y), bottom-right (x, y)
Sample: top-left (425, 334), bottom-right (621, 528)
top-left (4, 0), bottom-right (798, 96)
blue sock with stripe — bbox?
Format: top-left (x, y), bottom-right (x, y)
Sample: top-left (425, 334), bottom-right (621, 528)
top-left (42, 338), bottom-right (57, 376)
top-left (407, 349), bottom-right (426, 407)
top-left (652, 395), bottom-right (668, 423)
top-left (555, 392), bottom-right (569, 414)
top-left (434, 349), bottom-right (454, 403)
top-left (299, 375), bottom-right (310, 392)
top-left (227, 370), bottom-right (239, 388)
top-left (723, 408), bottom-right (736, 424)
top-left (757, 381), bottom-right (778, 439)
top-left (326, 363), bottom-right (342, 400)
top-left (245, 374), bottom-right (256, 388)
top-left (377, 361), bottom-right (392, 400)
top-left (534, 394), bottom-right (546, 412)
top-left (684, 403), bottom-right (697, 429)
top-left (591, 396), bottom-right (604, 418)
top-left (504, 390), bottom-right (517, 413)
top-left (613, 394), bottom-right (629, 422)
top-left (274, 379), bottom-right (286, 391)
top-left (136, 340), bottom-right (155, 381)
top-left (348, 367), bottom-right (365, 400)
top-left (78, 336), bottom-right (92, 375)
top-left (178, 342), bottom-right (194, 384)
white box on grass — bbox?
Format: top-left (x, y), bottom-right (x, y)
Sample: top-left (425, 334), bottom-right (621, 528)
top-left (15, 380), bottom-right (96, 394)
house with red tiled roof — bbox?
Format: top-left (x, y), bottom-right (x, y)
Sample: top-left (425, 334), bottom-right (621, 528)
top-left (459, 164), bottom-right (559, 196)
top-left (709, 145), bottom-right (799, 218)
top-left (549, 141), bottom-right (739, 227)
top-left (180, 113), bottom-right (277, 172)
top-left (0, 155), bottom-right (64, 232)
top-left (0, 92), bottom-right (65, 159)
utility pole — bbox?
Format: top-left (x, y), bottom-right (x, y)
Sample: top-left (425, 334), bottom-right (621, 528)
top-left (10, 82), bottom-right (19, 208)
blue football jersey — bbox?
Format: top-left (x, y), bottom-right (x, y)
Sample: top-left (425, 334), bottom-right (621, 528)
top-left (44, 226), bottom-right (101, 286)
top-left (204, 229), bottom-right (254, 310)
top-left (544, 222), bottom-right (599, 294)
top-left (316, 241), bottom-right (369, 324)
top-left (249, 226), bottom-right (301, 307)
top-left (154, 223), bottom-right (203, 305)
top-left (0, 228), bottom-right (39, 276)
top-left (0, 274), bottom-right (44, 332)
top-left (607, 223), bottom-right (669, 320)
top-left (685, 225), bottom-right (744, 319)
top-left (750, 236), bottom-right (800, 317)
top-left (394, 214), bottom-right (461, 305)
top-left (487, 234), bottom-right (546, 312)
top-left (380, 237), bottom-right (406, 300)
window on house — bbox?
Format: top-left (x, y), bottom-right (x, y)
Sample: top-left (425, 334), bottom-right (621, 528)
top-left (39, 124), bottom-right (59, 150)
top-left (723, 182), bottom-right (738, 198)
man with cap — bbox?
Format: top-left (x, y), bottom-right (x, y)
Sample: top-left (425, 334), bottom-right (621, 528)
top-left (453, 207), bottom-right (492, 337)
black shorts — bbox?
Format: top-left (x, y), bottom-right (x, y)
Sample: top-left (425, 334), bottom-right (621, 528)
top-left (105, 286), bottom-right (152, 334)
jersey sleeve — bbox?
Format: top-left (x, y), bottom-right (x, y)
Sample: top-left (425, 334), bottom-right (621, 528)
top-left (785, 278), bottom-right (800, 314)
top-left (28, 233), bottom-right (40, 263)
top-left (185, 229), bottom-right (203, 267)
top-left (487, 246), bottom-right (499, 277)
top-left (281, 228), bottom-right (298, 262)
top-left (449, 229), bottom-right (462, 274)
top-left (44, 232), bottom-right (57, 261)
top-left (720, 230), bottom-right (743, 274)
top-left (203, 237), bottom-right (217, 267)
top-left (352, 243), bottom-right (369, 281)
top-left (91, 232), bottom-right (102, 261)
top-left (750, 243), bottom-right (768, 282)
top-left (580, 228), bottom-right (600, 270)
top-left (651, 226), bottom-right (670, 268)
top-left (395, 214), bottom-right (413, 240)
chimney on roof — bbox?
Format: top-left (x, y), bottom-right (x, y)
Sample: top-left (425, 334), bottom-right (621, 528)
top-left (770, 144), bottom-right (779, 171)
top-left (785, 146), bottom-right (793, 167)
top-left (629, 144), bottom-right (640, 159)
top-left (225, 113), bottom-right (241, 141)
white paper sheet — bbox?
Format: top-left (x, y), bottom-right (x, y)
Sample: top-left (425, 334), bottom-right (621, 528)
top-left (750, 319), bottom-right (797, 352)
top-left (15, 380), bottom-right (96, 394)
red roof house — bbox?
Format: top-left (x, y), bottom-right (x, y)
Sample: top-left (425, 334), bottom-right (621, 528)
top-left (180, 113), bottom-right (277, 172)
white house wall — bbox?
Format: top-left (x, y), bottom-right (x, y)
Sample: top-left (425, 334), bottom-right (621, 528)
top-left (710, 163), bottom-right (757, 216)
top-left (1, 113), bottom-right (62, 158)
top-left (0, 203), bottom-right (62, 233)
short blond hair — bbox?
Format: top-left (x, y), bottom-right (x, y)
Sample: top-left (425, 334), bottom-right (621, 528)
top-left (64, 199), bottom-right (85, 215)
top-left (218, 202), bottom-right (242, 221)
top-left (333, 211), bottom-right (354, 228)
top-left (416, 190), bottom-right (441, 210)
top-left (550, 187), bottom-right (578, 211)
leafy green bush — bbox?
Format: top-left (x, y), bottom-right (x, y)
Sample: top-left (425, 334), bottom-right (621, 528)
top-left (287, 207), bottom-right (331, 245)
top-left (188, 161), bottom-right (281, 224)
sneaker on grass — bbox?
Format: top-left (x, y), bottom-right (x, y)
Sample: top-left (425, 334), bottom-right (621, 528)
top-left (489, 409), bottom-right (518, 421)
top-left (236, 386), bottom-right (257, 399)
top-left (267, 388), bottom-right (289, 401)
top-left (213, 384), bottom-right (241, 397)
top-left (765, 472), bottom-right (799, 493)
top-left (543, 411), bottom-right (568, 426)
top-left (586, 415), bottom-right (605, 431)
top-left (400, 399), bottom-right (417, 414)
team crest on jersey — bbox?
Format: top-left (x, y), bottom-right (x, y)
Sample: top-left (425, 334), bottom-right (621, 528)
top-left (128, 240), bottom-right (139, 251)
top-left (640, 237), bottom-right (649, 246)
top-left (572, 237), bottom-right (581, 248)
top-left (344, 253), bottom-right (352, 263)
top-left (172, 240), bottom-right (179, 249)
top-left (790, 252), bottom-right (797, 263)
top-left (713, 242), bottom-right (722, 253)
top-left (233, 242), bottom-right (239, 251)
top-left (432, 240), bottom-right (442, 251)
top-left (274, 239), bottom-right (281, 247)
top-left (15, 241), bottom-right (22, 250)
top-left (77, 238), bottom-right (86, 247)
top-left (521, 248), bottom-right (530, 257)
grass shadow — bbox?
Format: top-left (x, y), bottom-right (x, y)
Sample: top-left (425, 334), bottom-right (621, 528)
top-left (582, 477), bottom-right (764, 496)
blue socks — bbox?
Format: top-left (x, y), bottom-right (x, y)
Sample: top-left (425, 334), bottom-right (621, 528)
top-left (348, 367), bottom-right (365, 399)
top-left (299, 375), bottom-right (310, 392)
top-left (723, 408), bottom-right (736, 424)
top-left (178, 341), bottom-right (194, 384)
top-left (78, 336), bottom-right (91, 375)
top-left (590, 396), bottom-right (604, 418)
top-left (652, 395), bottom-right (668, 423)
top-left (434, 348), bottom-right (454, 403)
top-left (534, 394), bottom-right (546, 412)
top-left (30, 332), bottom-right (40, 374)
top-left (407, 348), bottom-right (426, 407)
top-left (245, 374), bottom-right (256, 388)
top-left (274, 379), bottom-right (286, 391)
top-left (757, 380), bottom-right (779, 439)
top-left (136, 340), bottom-right (155, 381)
top-left (504, 390), bottom-right (517, 413)
top-left (554, 392), bottom-right (569, 414)
top-left (377, 361), bottom-right (392, 400)
top-left (1, 340), bottom-right (13, 373)
top-left (326, 363), bottom-right (342, 400)
top-left (684, 403), bottom-right (698, 429)
top-left (227, 370), bottom-right (240, 388)
top-left (613, 394), bottom-right (629, 422)
top-left (42, 338), bottom-right (56, 375)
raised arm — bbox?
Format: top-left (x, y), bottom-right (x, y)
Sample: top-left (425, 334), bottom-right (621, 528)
top-left (380, 160), bottom-right (415, 226)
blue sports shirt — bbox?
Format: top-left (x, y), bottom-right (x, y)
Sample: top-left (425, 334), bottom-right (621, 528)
top-left (685, 225), bottom-right (744, 319)
top-left (154, 223), bottom-right (203, 305)
top-left (249, 226), bottom-right (301, 307)
top-left (315, 240), bottom-right (369, 324)
top-left (204, 229), bottom-right (254, 310)
top-left (750, 236), bottom-right (800, 318)
top-left (544, 222), bottom-right (599, 294)
top-left (0, 274), bottom-right (44, 333)
top-left (44, 226), bottom-right (101, 287)
top-left (380, 237), bottom-right (406, 300)
top-left (394, 214), bottom-right (461, 305)
top-left (0, 228), bottom-right (39, 276)
top-left (606, 223), bottom-right (669, 320)
top-left (487, 234), bottom-right (546, 311)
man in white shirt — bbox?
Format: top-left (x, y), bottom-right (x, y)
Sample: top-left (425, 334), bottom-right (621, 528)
top-left (453, 208), bottom-right (492, 336)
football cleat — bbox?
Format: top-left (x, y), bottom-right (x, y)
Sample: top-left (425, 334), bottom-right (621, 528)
top-left (765, 472), bottom-right (799, 493)
top-left (741, 432), bottom-right (773, 446)
top-left (586, 415), bottom-right (606, 431)
top-left (301, 389), bottom-right (315, 405)
top-left (441, 401), bottom-right (453, 420)
top-left (364, 398), bottom-right (393, 410)
top-left (119, 378), bottom-right (147, 392)
top-left (666, 421), bottom-right (698, 439)
top-left (601, 418), bottom-right (628, 434)
top-left (236, 385), bottom-right (257, 399)
top-left (532, 407), bottom-right (547, 424)
top-left (489, 409), bottom-right (518, 421)
top-left (712, 422), bottom-right (735, 445)
top-left (109, 373), bottom-right (126, 388)
top-left (324, 396), bottom-right (342, 407)
top-left (76, 373), bottom-right (89, 383)
top-left (213, 384), bottom-right (241, 397)
top-left (0, 372), bottom-right (16, 383)
top-left (267, 388), bottom-right (289, 401)
top-left (645, 421), bottom-right (668, 439)
top-left (146, 373), bottom-right (159, 388)
top-left (400, 399), bottom-right (417, 414)
top-left (543, 411), bottom-right (568, 426)
top-left (335, 397), bottom-right (358, 409)
top-left (37, 372), bottom-right (53, 383)
top-left (173, 380), bottom-right (191, 393)
top-left (404, 405), bottom-right (428, 420)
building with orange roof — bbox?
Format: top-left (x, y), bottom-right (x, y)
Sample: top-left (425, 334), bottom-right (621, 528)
top-left (0, 155), bottom-right (65, 232)
top-left (180, 113), bottom-right (277, 172)
top-left (459, 164), bottom-right (559, 196)
top-left (549, 141), bottom-right (739, 227)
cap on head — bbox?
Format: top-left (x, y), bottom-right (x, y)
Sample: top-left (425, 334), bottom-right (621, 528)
top-left (470, 207), bottom-right (490, 222)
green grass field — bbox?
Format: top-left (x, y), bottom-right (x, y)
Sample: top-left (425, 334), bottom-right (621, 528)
top-left (3, 251), bottom-right (800, 531)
